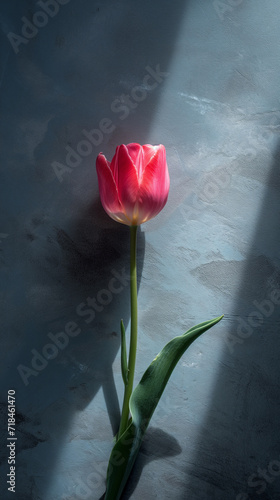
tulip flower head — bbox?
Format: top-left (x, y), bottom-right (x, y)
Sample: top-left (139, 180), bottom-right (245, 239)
top-left (96, 143), bottom-right (170, 226)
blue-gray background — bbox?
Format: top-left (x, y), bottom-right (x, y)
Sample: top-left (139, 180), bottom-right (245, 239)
top-left (1, 1), bottom-right (280, 499)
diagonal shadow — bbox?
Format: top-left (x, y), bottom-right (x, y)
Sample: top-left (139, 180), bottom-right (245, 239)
top-left (0, 197), bottom-right (145, 499)
top-left (0, 0), bottom-right (191, 499)
top-left (183, 142), bottom-right (280, 499)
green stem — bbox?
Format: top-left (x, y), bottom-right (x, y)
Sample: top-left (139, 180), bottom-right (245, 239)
top-left (118, 225), bottom-right (138, 438)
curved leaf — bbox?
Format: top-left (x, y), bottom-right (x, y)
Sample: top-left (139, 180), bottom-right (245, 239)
top-left (104, 315), bottom-right (223, 500)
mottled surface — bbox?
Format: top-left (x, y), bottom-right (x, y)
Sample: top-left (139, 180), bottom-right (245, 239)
top-left (1, 1), bottom-right (280, 499)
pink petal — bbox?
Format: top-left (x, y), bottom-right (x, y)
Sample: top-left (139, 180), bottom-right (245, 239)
top-left (124, 144), bottom-right (158, 183)
top-left (137, 145), bottom-right (170, 223)
top-left (125, 143), bottom-right (146, 181)
top-left (110, 145), bottom-right (140, 220)
top-left (96, 153), bottom-right (125, 222)
top-left (142, 144), bottom-right (158, 172)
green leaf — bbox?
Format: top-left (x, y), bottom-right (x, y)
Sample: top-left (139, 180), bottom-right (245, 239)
top-left (104, 315), bottom-right (224, 500)
top-left (120, 319), bottom-right (128, 386)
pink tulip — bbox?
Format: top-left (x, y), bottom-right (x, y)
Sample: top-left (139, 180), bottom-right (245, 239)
top-left (96, 143), bottom-right (170, 226)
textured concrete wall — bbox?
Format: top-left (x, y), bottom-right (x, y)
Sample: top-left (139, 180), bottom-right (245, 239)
top-left (1, 1), bottom-right (280, 499)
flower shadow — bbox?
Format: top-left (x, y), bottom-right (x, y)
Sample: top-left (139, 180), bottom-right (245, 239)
top-left (3, 196), bottom-right (145, 499)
